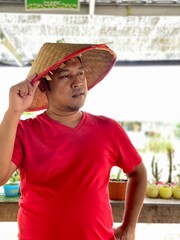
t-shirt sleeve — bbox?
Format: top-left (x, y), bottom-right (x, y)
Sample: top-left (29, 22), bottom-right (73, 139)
top-left (11, 122), bottom-right (24, 169)
top-left (113, 121), bottom-right (142, 174)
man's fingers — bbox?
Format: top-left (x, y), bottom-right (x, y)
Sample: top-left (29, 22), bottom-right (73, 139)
top-left (32, 80), bottom-right (40, 89)
top-left (25, 73), bottom-right (38, 83)
top-left (16, 80), bottom-right (38, 98)
top-left (17, 82), bottom-right (33, 98)
top-left (10, 74), bottom-right (40, 100)
top-left (23, 74), bottom-right (40, 96)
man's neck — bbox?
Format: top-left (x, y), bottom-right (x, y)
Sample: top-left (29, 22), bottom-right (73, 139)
top-left (45, 110), bottom-right (83, 128)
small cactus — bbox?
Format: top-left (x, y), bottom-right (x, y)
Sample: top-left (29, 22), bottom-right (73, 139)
top-left (167, 147), bottom-right (174, 183)
top-left (151, 156), bottom-right (162, 183)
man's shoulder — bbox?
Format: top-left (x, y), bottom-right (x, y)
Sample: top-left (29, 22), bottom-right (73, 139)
top-left (18, 112), bottom-right (45, 129)
top-left (85, 112), bottom-right (117, 126)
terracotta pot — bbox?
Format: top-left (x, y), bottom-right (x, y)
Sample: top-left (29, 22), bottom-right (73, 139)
top-left (108, 180), bottom-right (127, 200)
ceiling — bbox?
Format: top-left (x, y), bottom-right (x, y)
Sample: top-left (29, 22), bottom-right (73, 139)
top-left (0, 0), bottom-right (180, 66)
top-left (1, 0), bottom-right (180, 15)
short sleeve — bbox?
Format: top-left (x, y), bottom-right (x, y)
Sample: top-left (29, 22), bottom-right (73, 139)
top-left (113, 121), bottom-right (142, 174)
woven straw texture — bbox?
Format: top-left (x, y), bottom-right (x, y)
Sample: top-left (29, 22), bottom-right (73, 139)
top-left (27, 43), bottom-right (116, 111)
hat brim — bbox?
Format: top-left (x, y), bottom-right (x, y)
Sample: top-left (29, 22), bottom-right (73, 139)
top-left (27, 43), bottom-right (116, 111)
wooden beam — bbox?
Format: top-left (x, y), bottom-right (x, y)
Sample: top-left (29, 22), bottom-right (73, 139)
top-left (0, 2), bottom-right (180, 16)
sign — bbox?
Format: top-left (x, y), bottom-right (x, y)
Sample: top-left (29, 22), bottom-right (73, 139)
top-left (25, 0), bottom-right (79, 11)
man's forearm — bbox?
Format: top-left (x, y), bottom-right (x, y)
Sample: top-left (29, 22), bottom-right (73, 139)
top-left (122, 162), bottom-right (147, 228)
top-left (0, 109), bottom-right (21, 183)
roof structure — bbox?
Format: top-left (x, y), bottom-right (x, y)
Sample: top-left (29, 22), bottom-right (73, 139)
top-left (0, 1), bottom-right (180, 66)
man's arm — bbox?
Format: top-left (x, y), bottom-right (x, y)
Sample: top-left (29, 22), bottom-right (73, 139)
top-left (0, 74), bottom-right (39, 185)
top-left (114, 162), bottom-right (147, 240)
top-left (0, 110), bottom-right (21, 185)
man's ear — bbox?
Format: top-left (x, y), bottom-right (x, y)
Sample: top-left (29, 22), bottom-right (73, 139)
top-left (38, 78), bottom-right (50, 92)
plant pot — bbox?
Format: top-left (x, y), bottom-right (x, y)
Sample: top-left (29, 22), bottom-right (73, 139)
top-left (3, 184), bottom-right (20, 197)
top-left (108, 180), bottom-right (127, 200)
top-left (159, 185), bottom-right (172, 199)
top-left (146, 184), bottom-right (159, 198)
top-left (172, 186), bottom-right (180, 199)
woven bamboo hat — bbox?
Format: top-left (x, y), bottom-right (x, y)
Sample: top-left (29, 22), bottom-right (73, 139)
top-left (27, 42), bottom-right (116, 111)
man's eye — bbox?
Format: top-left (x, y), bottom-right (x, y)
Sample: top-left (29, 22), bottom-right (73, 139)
top-left (60, 75), bottom-right (69, 79)
top-left (77, 71), bottom-right (84, 76)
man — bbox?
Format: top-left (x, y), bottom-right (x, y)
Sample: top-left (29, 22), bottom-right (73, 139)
top-left (0, 42), bottom-right (147, 240)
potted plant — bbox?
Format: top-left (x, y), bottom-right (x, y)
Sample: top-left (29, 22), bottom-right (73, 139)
top-left (172, 170), bottom-right (180, 199)
top-left (146, 136), bottom-right (175, 184)
top-left (151, 155), bottom-right (163, 184)
top-left (159, 183), bottom-right (173, 199)
top-left (146, 183), bottom-right (159, 198)
top-left (146, 156), bottom-right (162, 198)
top-left (108, 167), bottom-right (127, 201)
top-left (3, 170), bottom-right (20, 197)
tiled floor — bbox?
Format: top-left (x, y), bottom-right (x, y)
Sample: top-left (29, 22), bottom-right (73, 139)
top-left (0, 222), bottom-right (18, 240)
top-left (0, 222), bottom-right (180, 240)
top-left (132, 223), bottom-right (180, 240)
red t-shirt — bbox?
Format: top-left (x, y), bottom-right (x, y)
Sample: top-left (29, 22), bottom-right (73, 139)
top-left (12, 112), bottom-right (142, 240)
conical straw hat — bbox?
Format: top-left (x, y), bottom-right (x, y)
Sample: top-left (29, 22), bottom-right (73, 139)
top-left (27, 42), bottom-right (116, 111)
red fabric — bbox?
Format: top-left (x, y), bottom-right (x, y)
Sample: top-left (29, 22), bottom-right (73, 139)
top-left (12, 112), bottom-right (142, 240)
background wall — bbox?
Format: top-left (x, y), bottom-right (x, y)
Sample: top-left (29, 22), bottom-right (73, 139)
top-left (1, 65), bottom-right (180, 122)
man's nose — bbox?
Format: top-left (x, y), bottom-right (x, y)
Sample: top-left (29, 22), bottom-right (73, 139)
top-left (71, 76), bottom-right (82, 88)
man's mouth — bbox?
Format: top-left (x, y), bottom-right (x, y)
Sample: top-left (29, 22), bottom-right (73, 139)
top-left (72, 90), bottom-right (85, 98)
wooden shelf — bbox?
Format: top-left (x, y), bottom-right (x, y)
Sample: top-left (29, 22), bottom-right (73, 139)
top-left (111, 197), bottom-right (180, 223)
top-left (0, 194), bottom-right (179, 222)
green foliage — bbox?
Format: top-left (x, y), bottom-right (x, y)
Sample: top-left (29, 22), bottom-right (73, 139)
top-left (26, 0), bottom-right (78, 9)
top-left (146, 136), bottom-right (173, 154)
top-left (116, 168), bottom-right (121, 181)
top-left (56, 39), bottom-right (65, 43)
top-left (146, 136), bottom-right (174, 184)
top-left (175, 163), bottom-right (180, 181)
top-left (174, 123), bottom-right (180, 138)
top-left (9, 170), bottom-right (20, 184)
top-left (110, 167), bottom-right (127, 181)
top-left (22, 112), bottom-right (37, 118)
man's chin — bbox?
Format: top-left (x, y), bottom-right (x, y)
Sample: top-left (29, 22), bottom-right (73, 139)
top-left (67, 104), bottom-right (84, 112)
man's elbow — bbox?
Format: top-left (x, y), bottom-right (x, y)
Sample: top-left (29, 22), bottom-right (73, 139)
top-left (128, 162), bottom-right (147, 181)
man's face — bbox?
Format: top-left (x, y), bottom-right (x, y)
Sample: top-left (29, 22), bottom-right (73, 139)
top-left (46, 57), bottom-right (88, 112)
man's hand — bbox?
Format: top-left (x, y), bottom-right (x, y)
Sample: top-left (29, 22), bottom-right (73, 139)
top-left (114, 162), bottom-right (147, 240)
top-left (8, 74), bottom-right (40, 115)
top-left (114, 225), bottom-right (135, 240)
